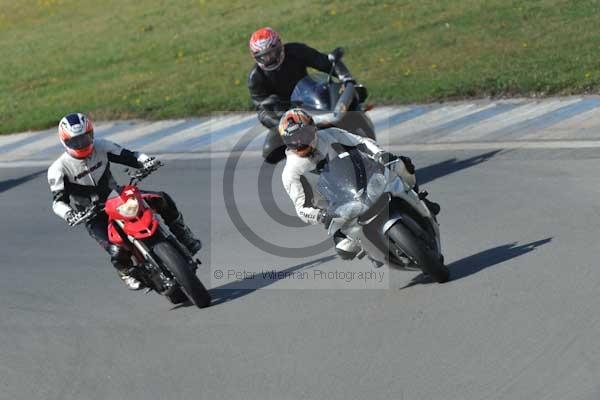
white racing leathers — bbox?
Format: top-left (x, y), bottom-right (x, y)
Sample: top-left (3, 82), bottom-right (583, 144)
top-left (282, 127), bottom-right (415, 225)
top-left (47, 139), bottom-right (150, 221)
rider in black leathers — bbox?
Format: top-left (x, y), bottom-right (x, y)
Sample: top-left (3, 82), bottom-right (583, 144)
top-left (247, 27), bottom-right (353, 164)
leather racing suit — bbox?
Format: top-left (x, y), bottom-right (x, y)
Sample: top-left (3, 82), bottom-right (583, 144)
top-left (47, 139), bottom-right (200, 274)
top-left (281, 127), bottom-right (416, 259)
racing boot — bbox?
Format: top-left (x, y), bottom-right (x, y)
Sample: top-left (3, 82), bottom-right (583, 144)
top-left (109, 244), bottom-right (143, 290)
top-left (168, 214), bottom-right (202, 255)
top-left (118, 270), bottom-right (143, 291)
top-left (333, 231), bottom-right (361, 260)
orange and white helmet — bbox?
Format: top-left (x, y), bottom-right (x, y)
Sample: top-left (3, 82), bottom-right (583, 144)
top-left (249, 27), bottom-right (285, 71)
top-left (278, 109), bottom-right (317, 156)
top-left (58, 113), bottom-right (94, 159)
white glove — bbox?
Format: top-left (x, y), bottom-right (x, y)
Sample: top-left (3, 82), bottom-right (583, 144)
top-left (142, 157), bottom-right (161, 170)
top-left (65, 210), bottom-right (85, 226)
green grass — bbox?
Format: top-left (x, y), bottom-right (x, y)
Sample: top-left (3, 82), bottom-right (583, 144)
top-left (1, 0), bottom-right (599, 134)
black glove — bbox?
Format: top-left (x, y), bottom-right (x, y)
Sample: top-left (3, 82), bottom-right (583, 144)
top-left (399, 156), bottom-right (415, 174)
top-left (142, 157), bottom-right (161, 171)
top-left (317, 209), bottom-right (336, 229)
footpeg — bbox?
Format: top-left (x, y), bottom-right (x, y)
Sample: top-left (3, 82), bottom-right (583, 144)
top-left (418, 190), bottom-right (429, 200)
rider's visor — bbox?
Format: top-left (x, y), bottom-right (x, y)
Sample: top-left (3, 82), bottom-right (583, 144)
top-left (64, 131), bottom-right (93, 150)
top-left (288, 143), bottom-right (310, 151)
top-left (282, 125), bottom-right (316, 150)
top-left (254, 45), bottom-right (282, 68)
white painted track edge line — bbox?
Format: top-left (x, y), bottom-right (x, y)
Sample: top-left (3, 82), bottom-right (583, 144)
top-left (4, 139), bottom-right (600, 168)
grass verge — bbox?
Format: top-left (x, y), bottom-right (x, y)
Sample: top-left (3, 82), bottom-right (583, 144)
top-left (0, 0), bottom-right (599, 134)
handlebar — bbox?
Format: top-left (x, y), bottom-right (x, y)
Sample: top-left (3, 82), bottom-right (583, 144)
top-left (69, 162), bottom-right (163, 227)
top-left (125, 160), bottom-right (163, 185)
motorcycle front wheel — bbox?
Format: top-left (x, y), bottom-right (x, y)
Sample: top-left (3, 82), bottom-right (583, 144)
top-left (166, 287), bottom-right (188, 305)
top-left (153, 241), bottom-right (211, 308)
top-left (386, 222), bottom-right (449, 283)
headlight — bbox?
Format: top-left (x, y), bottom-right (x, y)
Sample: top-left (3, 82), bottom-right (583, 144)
top-left (336, 201), bottom-right (368, 220)
top-left (367, 173), bottom-right (386, 204)
top-left (117, 197), bottom-right (139, 217)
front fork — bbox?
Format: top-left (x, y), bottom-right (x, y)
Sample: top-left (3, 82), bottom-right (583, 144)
top-left (112, 220), bottom-right (198, 295)
top-left (138, 197), bottom-right (201, 271)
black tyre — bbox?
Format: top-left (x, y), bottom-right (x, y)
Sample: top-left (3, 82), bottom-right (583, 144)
top-left (166, 288), bottom-right (188, 305)
top-left (153, 241), bottom-right (211, 308)
top-left (387, 222), bottom-right (449, 283)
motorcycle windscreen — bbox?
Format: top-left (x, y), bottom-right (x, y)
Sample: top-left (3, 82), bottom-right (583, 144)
top-left (291, 75), bottom-right (332, 111)
top-left (316, 149), bottom-right (384, 220)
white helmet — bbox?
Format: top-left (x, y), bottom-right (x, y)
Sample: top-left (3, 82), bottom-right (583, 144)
top-left (58, 113), bottom-right (94, 159)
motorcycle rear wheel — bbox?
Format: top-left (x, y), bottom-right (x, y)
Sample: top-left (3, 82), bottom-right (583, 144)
top-left (387, 222), bottom-right (449, 283)
top-left (153, 241), bottom-right (211, 308)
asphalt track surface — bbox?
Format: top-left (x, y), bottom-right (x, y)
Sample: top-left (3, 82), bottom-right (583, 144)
top-left (2, 147), bottom-right (600, 400)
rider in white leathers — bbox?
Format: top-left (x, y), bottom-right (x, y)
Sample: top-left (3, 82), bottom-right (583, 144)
top-left (48, 113), bottom-right (201, 289)
top-left (279, 109), bottom-right (439, 259)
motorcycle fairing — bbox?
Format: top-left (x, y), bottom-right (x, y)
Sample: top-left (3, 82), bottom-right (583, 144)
top-left (291, 75), bottom-right (333, 111)
top-left (105, 185), bottom-right (144, 221)
top-left (108, 208), bottom-right (158, 241)
top-left (104, 185), bottom-right (159, 244)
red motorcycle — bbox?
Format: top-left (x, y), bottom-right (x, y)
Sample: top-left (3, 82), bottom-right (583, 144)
top-left (75, 164), bottom-right (211, 308)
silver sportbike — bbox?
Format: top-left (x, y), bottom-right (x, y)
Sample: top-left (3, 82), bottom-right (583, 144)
top-left (317, 147), bottom-right (450, 283)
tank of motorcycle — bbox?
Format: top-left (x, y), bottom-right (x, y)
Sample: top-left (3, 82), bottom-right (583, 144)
top-left (291, 74), bottom-right (341, 111)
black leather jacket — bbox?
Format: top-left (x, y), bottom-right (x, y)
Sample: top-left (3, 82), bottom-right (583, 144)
top-left (248, 42), bottom-right (351, 129)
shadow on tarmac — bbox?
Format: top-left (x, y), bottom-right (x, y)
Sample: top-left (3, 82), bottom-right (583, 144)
top-left (172, 254), bottom-right (337, 309)
top-left (0, 170), bottom-right (45, 194)
top-left (399, 237), bottom-right (553, 289)
top-left (417, 150), bottom-right (502, 186)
